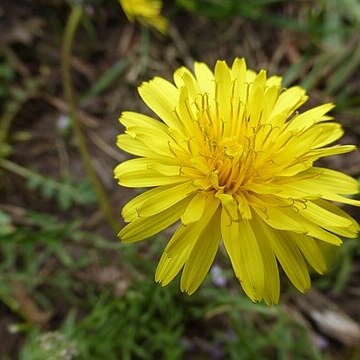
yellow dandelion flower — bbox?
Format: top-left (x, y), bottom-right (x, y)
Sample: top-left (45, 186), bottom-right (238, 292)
top-left (114, 58), bottom-right (360, 304)
top-left (118, 0), bottom-right (168, 33)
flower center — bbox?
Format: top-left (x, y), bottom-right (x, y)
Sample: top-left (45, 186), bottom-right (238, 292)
top-left (200, 136), bottom-right (257, 194)
top-left (172, 91), bottom-right (272, 196)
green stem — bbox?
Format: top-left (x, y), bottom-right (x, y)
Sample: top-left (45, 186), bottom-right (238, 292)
top-left (0, 158), bottom-right (85, 202)
top-left (140, 27), bottom-right (150, 74)
top-left (0, 102), bottom-right (19, 147)
top-left (0, 95), bottom-right (31, 159)
top-left (62, 5), bottom-right (119, 233)
top-left (0, 158), bottom-right (43, 178)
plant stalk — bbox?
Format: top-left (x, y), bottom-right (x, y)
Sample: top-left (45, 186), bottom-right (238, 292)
top-left (62, 5), bottom-right (119, 233)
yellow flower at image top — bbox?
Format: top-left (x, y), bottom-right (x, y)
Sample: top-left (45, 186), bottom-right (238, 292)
top-left (114, 58), bottom-right (360, 305)
top-left (118, 0), bottom-right (168, 33)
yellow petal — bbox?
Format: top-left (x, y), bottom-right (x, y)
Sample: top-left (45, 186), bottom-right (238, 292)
top-left (214, 60), bottom-right (232, 127)
top-left (119, 0), bottom-right (168, 33)
top-left (251, 214), bottom-right (280, 305)
top-left (235, 193), bottom-right (252, 220)
top-left (310, 123), bottom-right (343, 148)
top-left (311, 168), bottom-right (360, 194)
top-left (287, 103), bottom-right (335, 131)
top-left (215, 60), bottom-right (231, 85)
top-left (119, 197), bottom-right (190, 243)
top-left (302, 222), bottom-right (342, 246)
top-left (291, 233), bottom-right (327, 274)
top-left (181, 192), bottom-right (206, 225)
top-left (137, 181), bottom-right (193, 217)
top-left (263, 84), bottom-right (280, 119)
top-left (155, 244), bottom-right (192, 286)
top-left (221, 210), bottom-right (264, 302)
top-left (125, 126), bottom-right (173, 157)
top-left (267, 228), bottom-right (311, 293)
top-left (310, 145), bottom-right (356, 159)
top-left (120, 111), bottom-right (167, 131)
top-left (231, 58), bottom-right (247, 102)
top-left (117, 170), bottom-right (184, 188)
top-left (181, 206), bottom-right (221, 294)
top-left (322, 193), bottom-right (360, 207)
top-left (147, 162), bottom-right (181, 176)
top-left (278, 168), bottom-right (360, 206)
top-left (275, 160), bottom-right (313, 177)
top-left (194, 62), bottom-right (215, 95)
top-left (247, 75), bottom-right (266, 127)
top-left (237, 220), bottom-right (265, 302)
top-left (116, 134), bottom-right (151, 157)
top-left (231, 57), bottom-right (246, 78)
top-left (122, 182), bottom-right (191, 222)
top-left (246, 69), bottom-right (257, 82)
top-left (266, 75), bottom-right (282, 87)
top-left (216, 193), bottom-right (238, 221)
top-left (138, 77), bottom-right (180, 129)
top-left (268, 86), bottom-right (308, 125)
top-left (298, 201), bottom-right (353, 229)
top-left (114, 158), bottom-right (185, 188)
top-left (176, 86), bottom-right (203, 138)
top-left (122, 188), bottom-right (157, 222)
top-left (167, 196), bottom-right (220, 256)
top-left (253, 200), bottom-right (343, 245)
top-left (174, 67), bottom-right (199, 99)
top-left (254, 205), bottom-right (307, 234)
top-left (313, 199), bottom-right (360, 237)
top-left (114, 158), bottom-right (149, 179)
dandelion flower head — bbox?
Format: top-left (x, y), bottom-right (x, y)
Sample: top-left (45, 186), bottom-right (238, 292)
top-left (118, 0), bottom-right (168, 33)
top-left (115, 58), bottom-right (360, 304)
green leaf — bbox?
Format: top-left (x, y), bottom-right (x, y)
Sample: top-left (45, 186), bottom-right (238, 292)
top-left (80, 59), bottom-right (131, 103)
